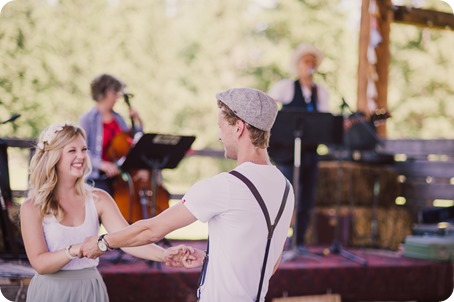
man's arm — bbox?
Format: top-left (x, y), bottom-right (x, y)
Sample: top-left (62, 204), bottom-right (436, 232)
top-left (81, 202), bottom-right (197, 258)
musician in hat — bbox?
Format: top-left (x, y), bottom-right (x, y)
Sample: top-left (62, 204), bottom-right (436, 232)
top-left (268, 43), bottom-right (330, 254)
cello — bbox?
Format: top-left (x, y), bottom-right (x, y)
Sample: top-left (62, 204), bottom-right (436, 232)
top-left (107, 92), bottom-right (170, 223)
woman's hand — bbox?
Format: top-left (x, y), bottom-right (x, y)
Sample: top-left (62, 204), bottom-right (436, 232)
top-left (99, 161), bottom-right (120, 177)
top-left (164, 244), bottom-right (195, 267)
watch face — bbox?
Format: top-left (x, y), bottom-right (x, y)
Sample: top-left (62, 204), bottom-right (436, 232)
top-left (98, 240), bottom-right (107, 252)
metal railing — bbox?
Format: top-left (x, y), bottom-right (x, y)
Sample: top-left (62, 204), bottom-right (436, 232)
top-left (2, 137), bottom-right (225, 199)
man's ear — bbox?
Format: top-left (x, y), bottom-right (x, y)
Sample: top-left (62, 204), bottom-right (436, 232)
top-left (236, 120), bottom-right (245, 134)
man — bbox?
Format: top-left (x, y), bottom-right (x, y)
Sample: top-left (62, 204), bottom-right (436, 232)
top-left (80, 87), bottom-right (295, 301)
top-left (268, 43), bottom-right (330, 253)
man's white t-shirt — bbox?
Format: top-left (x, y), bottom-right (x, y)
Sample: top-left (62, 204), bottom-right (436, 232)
top-left (183, 162), bottom-right (295, 302)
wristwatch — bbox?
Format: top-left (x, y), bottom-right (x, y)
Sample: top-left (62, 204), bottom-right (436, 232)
top-left (97, 234), bottom-right (110, 252)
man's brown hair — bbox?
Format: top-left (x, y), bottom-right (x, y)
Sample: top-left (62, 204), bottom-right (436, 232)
top-left (217, 100), bottom-right (270, 149)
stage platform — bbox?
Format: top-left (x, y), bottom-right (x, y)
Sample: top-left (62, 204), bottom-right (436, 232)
top-left (0, 240), bottom-right (452, 302)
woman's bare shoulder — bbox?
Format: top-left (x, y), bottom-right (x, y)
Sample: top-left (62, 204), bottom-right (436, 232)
top-left (20, 198), bottom-right (41, 219)
top-left (91, 188), bottom-right (115, 205)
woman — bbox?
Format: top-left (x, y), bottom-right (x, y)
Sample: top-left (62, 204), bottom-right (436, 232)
top-left (20, 122), bottom-right (186, 302)
top-left (79, 74), bottom-right (144, 194)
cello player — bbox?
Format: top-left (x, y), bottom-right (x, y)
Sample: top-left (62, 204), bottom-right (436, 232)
top-left (79, 73), bottom-right (144, 195)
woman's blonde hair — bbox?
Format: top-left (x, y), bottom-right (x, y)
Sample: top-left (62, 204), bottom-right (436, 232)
top-left (28, 122), bottom-right (92, 217)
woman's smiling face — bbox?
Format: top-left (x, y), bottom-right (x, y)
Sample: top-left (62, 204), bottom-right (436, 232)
top-left (56, 134), bottom-right (88, 180)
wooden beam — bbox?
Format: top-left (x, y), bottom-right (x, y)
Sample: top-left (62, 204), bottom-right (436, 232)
top-left (381, 139), bottom-right (454, 157)
top-left (2, 137), bottom-right (35, 149)
top-left (394, 161), bottom-right (454, 179)
top-left (361, 2), bottom-right (454, 138)
top-left (402, 182), bottom-right (454, 201)
top-left (393, 6), bottom-right (454, 30)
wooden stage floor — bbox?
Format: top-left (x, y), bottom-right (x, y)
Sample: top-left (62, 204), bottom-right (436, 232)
top-left (98, 240), bottom-right (453, 302)
top-left (0, 240), bottom-right (452, 302)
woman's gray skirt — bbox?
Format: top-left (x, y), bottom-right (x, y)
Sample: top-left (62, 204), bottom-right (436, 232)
top-left (26, 266), bottom-right (109, 302)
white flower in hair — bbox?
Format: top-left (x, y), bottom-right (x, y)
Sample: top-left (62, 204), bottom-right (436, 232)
top-left (37, 121), bottom-right (69, 150)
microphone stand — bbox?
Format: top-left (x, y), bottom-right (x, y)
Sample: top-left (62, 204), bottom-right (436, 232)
top-left (315, 73), bottom-right (367, 265)
top-left (325, 99), bottom-right (367, 266)
top-left (1, 114), bottom-right (21, 125)
top-left (319, 70), bottom-right (383, 149)
top-left (282, 126), bottom-right (322, 262)
top-left (318, 71), bottom-right (381, 145)
top-left (340, 98), bottom-right (383, 249)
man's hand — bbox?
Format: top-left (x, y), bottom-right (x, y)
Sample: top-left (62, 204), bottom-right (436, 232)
top-left (79, 235), bottom-right (103, 259)
top-left (181, 248), bottom-right (206, 269)
top-left (164, 244), bottom-right (194, 267)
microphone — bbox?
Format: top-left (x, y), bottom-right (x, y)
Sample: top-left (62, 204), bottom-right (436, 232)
top-left (308, 69), bottom-right (327, 79)
top-left (1, 113), bottom-right (21, 124)
top-left (123, 92), bottom-right (134, 98)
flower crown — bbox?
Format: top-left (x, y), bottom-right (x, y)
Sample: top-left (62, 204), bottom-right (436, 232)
top-left (37, 121), bottom-right (70, 150)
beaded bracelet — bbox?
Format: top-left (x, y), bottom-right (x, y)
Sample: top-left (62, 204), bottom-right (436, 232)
top-left (65, 245), bottom-right (77, 260)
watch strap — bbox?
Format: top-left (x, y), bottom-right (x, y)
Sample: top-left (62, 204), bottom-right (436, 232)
top-left (99, 234), bottom-right (112, 250)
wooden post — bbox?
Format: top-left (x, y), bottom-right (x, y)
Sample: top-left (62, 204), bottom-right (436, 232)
top-left (357, 0), bottom-right (371, 115)
top-left (375, 0), bottom-right (393, 137)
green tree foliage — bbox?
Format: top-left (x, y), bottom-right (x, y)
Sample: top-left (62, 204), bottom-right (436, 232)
top-left (379, 0), bottom-right (454, 138)
top-left (389, 24), bottom-right (454, 138)
top-left (0, 0), bottom-right (355, 137)
top-left (1, 0), bottom-right (453, 192)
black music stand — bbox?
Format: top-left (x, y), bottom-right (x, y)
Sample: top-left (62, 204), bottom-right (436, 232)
top-left (269, 110), bottom-right (343, 161)
top-left (269, 110), bottom-right (343, 262)
top-left (121, 133), bottom-right (195, 217)
top-left (118, 133), bottom-right (195, 267)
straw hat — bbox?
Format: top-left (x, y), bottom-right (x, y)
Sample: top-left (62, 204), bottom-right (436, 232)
top-left (290, 43), bottom-right (324, 75)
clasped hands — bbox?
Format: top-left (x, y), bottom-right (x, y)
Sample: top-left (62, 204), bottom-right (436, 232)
top-left (163, 244), bottom-right (206, 268)
top-left (78, 235), bottom-right (205, 269)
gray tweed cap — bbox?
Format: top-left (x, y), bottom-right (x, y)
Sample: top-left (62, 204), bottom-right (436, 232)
top-left (216, 88), bottom-right (278, 131)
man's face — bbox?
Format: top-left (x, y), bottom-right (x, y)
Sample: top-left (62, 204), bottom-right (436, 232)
top-left (297, 54), bottom-right (317, 77)
top-left (217, 109), bottom-right (238, 160)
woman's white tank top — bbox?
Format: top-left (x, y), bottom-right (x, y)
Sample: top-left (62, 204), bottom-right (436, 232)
top-left (42, 192), bottom-right (100, 270)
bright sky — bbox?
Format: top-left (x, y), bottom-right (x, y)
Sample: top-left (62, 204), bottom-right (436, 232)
top-left (442, 0), bottom-right (454, 12)
top-left (0, 0), bottom-right (13, 13)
